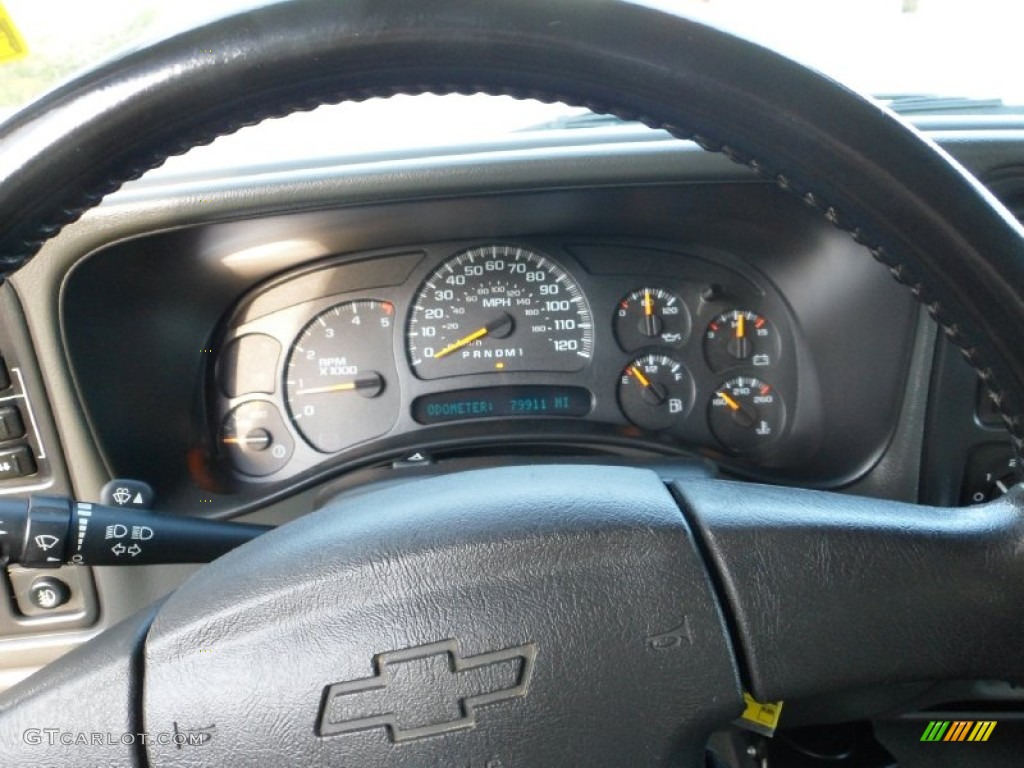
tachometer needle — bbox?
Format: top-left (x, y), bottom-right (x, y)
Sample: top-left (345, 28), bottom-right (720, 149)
top-left (295, 372), bottom-right (383, 398)
top-left (296, 382), bottom-right (357, 395)
top-left (433, 314), bottom-right (514, 360)
top-left (736, 312), bottom-right (746, 339)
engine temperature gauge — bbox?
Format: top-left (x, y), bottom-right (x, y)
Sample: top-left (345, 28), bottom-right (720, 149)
top-left (703, 310), bottom-right (779, 372)
top-left (618, 354), bottom-right (695, 431)
top-left (708, 377), bottom-right (785, 453)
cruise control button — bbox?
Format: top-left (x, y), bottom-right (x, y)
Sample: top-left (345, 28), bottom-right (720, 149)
top-left (0, 444), bottom-right (36, 480)
top-left (29, 577), bottom-right (71, 610)
top-left (0, 405), bottom-right (25, 441)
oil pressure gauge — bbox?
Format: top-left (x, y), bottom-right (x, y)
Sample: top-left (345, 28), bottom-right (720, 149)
top-left (614, 287), bottom-right (690, 351)
top-left (703, 310), bottom-right (779, 372)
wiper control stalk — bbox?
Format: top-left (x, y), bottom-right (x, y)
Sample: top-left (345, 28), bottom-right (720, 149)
top-left (0, 495), bottom-right (271, 567)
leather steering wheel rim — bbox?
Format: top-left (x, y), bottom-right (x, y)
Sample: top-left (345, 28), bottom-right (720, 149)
top-left (2, 0), bottom-right (1023, 445)
top-left (2, 1), bottom-right (1024, 766)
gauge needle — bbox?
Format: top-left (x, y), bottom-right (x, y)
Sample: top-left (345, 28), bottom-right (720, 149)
top-left (717, 391), bottom-right (740, 410)
top-left (222, 429), bottom-right (272, 450)
top-left (433, 314), bottom-right (514, 360)
top-left (630, 366), bottom-right (667, 405)
top-left (629, 366), bottom-right (652, 388)
top-left (717, 390), bottom-right (756, 427)
top-left (295, 372), bottom-right (383, 398)
top-left (642, 289), bottom-right (659, 337)
top-left (296, 382), bottom-right (357, 395)
top-left (731, 312), bottom-right (751, 359)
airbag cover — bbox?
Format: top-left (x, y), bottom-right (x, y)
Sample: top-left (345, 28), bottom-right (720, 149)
top-left (142, 465), bottom-right (741, 767)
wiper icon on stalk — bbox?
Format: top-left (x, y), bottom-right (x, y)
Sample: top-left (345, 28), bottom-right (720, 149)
top-left (34, 534), bottom-right (59, 550)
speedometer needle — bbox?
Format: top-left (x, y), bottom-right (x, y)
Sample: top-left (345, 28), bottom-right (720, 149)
top-left (433, 314), bottom-right (514, 360)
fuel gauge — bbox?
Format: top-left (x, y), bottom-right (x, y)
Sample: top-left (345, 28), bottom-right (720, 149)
top-left (618, 354), bottom-right (695, 431)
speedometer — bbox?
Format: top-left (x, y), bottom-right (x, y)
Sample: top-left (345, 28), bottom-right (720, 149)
top-left (407, 245), bottom-right (593, 379)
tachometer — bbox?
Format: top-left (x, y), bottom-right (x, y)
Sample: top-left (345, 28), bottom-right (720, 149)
top-left (407, 245), bottom-right (593, 379)
top-left (285, 300), bottom-right (398, 453)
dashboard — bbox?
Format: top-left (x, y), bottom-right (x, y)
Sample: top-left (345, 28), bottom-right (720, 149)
top-left (214, 238), bottom-right (801, 481)
top-left (56, 179), bottom-right (917, 511)
top-left (0, 109), bottom-right (1020, 736)
top-left (2, 0), bottom-right (1024, 756)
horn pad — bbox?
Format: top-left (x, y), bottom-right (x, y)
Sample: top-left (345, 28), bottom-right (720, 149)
top-left (142, 466), bottom-right (741, 766)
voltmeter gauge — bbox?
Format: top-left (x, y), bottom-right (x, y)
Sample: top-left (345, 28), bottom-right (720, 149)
top-left (703, 310), bottom-right (779, 372)
top-left (285, 300), bottom-right (399, 453)
top-left (708, 376), bottom-right (785, 453)
top-left (618, 354), bottom-right (695, 431)
top-left (614, 287), bottom-right (690, 351)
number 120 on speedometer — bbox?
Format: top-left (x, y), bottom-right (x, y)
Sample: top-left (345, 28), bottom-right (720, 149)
top-left (407, 245), bottom-right (594, 379)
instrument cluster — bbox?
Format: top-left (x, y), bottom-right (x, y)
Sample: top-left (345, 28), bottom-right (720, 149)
top-left (212, 239), bottom-right (803, 482)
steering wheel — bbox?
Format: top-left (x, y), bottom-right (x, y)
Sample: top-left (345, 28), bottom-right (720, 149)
top-left (2, 1), bottom-right (1024, 765)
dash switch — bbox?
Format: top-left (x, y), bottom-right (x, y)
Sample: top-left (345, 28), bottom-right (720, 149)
top-left (0, 405), bottom-right (25, 441)
top-left (0, 445), bottom-right (36, 480)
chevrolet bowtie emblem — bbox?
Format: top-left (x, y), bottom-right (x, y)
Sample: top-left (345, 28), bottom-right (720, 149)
top-left (317, 639), bottom-right (537, 742)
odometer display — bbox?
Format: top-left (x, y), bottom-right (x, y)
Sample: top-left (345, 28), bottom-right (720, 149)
top-left (412, 386), bottom-right (593, 424)
top-left (407, 245), bottom-right (593, 379)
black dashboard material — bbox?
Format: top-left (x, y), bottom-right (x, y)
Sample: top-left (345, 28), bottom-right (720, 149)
top-left (62, 183), bottom-right (916, 507)
top-left (2, 3), bottom-right (1024, 759)
top-left (4, 119), bottom-right (1016, 715)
